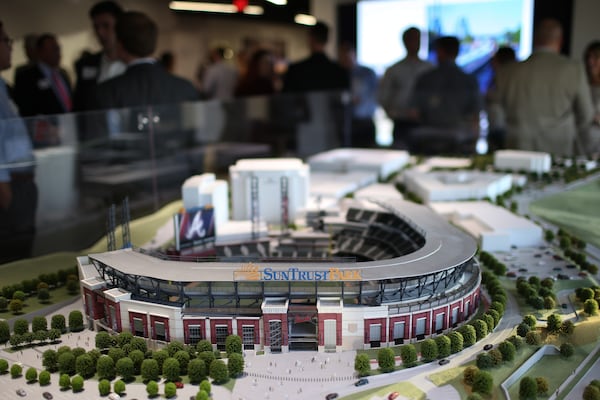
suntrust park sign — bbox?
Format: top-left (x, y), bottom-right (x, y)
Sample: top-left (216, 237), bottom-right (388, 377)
top-left (233, 263), bottom-right (362, 281)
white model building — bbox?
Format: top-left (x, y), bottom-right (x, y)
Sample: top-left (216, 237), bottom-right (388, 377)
top-left (181, 173), bottom-right (229, 227)
top-left (307, 148), bottom-right (410, 179)
top-left (402, 169), bottom-right (512, 203)
top-left (354, 183), bottom-right (403, 201)
top-left (309, 171), bottom-right (378, 199)
top-left (429, 201), bottom-right (543, 251)
top-left (230, 158), bottom-right (309, 224)
top-left (494, 150), bottom-right (551, 174)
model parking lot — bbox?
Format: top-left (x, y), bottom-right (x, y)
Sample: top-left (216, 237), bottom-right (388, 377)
top-left (492, 246), bottom-right (584, 281)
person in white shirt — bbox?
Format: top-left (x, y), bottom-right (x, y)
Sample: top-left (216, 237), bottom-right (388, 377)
top-left (378, 27), bottom-right (433, 149)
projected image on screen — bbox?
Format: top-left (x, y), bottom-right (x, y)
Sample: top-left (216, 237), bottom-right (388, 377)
top-left (357, 0), bottom-right (534, 91)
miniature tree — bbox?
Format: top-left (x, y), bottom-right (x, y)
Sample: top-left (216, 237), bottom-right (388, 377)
top-left (68, 310), bottom-right (84, 332)
top-left (489, 348), bottom-right (503, 366)
top-left (547, 314), bottom-right (562, 334)
top-left (225, 335), bottom-right (242, 355)
top-left (473, 320), bottom-right (488, 341)
top-left (584, 299), bottom-right (599, 316)
top-left (37, 288), bottom-right (50, 303)
top-left (38, 370), bottom-right (51, 386)
top-left (449, 331), bottom-right (464, 354)
top-left (399, 344), bottom-right (417, 367)
top-left (198, 351), bottom-right (216, 369)
top-left (34, 330), bottom-right (48, 344)
top-left (59, 373), bottom-right (71, 389)
top-left (459, 325), bottom-right (476, 347)
top-left (0, 358), bottom-right (8, 374)
top-left (188, 358), bottom-right (207, 383)
top-left (561, 320), bottom-right (575, 336)
top-left (13, 318), bottom-right (28, 335)
top-left (116, 357), bottom-right (135, 382)
top-left (98, 379), bottom-right (111, 396)
top-left (516, 323), bottom-right (531, 338)
top-left (196, 339), bottom-right (213, 353)
top-left (71, 375), bottom-right (84, 392)
top-left (519, 376), bottom-right (537, 400)
top-left (463, 365), bottom-right (479, 386)
top-left (51, 315), bottom-right (66, 333)
top-left (164, 381), bottom-right (177, 398)
top-left (483, 314), bottom-right (495, 332)
top-left (9, 334), bottom-right (23, 348)
top-left (25, 367), bottom-right (37, 383)
top-left (0, 321), bottom-right (9, 344)
top-left (196, 390), bottom-right (209, 400)
top-left (107, 347), bottom-right (126, 364)
top-left (227, 352), bottom-right (244, 378)
top-left (75, 354), bottom-right (95, 379)
top-left (498, 341), bottom-right (516, 362)
top-left (58, 351), bottom-right (76, 376)
top-left (12, 290), bottom-right (26, 302)
top-left (146, 380), bottom-right (159, 397)
top-left (114, 379), bottom-right (126, 395)
top-left (200, 379), bottom-right (211, 394)
top-left (152, 349), bottom-right (169, 372)
top-left (48, 328), bottom-right (61, 342)
top-left (209, 359), bottom-right (229, 384)
top-left (95, 331), bottom-right (113, 350)
top-left (116, 331), bottom-right (134, 348)
top-left (130, 336), bottom-right (147, 353)
top-left (377, 348), bottom-right (396, 372)
top-left (525, 331), bottom-right (542, 346)
top-left (354, 353), bottom-right (370, 377)
top-left (174, 350), bottom-right (190, 375)
top-left (42, 349), bottom-right (58, 372)
top-left (162, 357), bottom-right (180, 382)
top-left (141, 358), bottom-right (160, 382)
top-left (0, 296), bottom-right (7, 311)
top-left (536, 376), bottom-right (549, 395)
top-left (435, 335), bottom-right (451, 358)
top-left (560, 342), bottom-right (575, 358)
top-left (472, 370), bottom-right (493, 396)
top-left (96, 355), bottom-right (115, 381)
top-left (523, 314), bottom-right (537, 328)
top-left (129, 349), bottom-right (145, 375)
top-left (421, 339), bottom-right (438, 362)
top-left (476, 353), bottom-right (493, 369)
top-left (9, 298), bottom-right (24, 314)
top-left (31, 316), bottom-right (48, 333)
top-left (166, 340), bottom-right (185, 357)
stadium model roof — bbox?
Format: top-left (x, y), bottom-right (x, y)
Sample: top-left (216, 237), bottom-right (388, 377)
top-left (88, 199), bottom-right (477, 283)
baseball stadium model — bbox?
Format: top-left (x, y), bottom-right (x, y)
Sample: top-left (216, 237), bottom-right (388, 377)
top-left (77, 156), bottom-right (480, 354)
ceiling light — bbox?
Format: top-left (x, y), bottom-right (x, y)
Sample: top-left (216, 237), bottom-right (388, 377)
top-left (265, 0), bottom-right (287, 5)
top-left (294, 13), bottom-right (317, 26)
top-left (169, 1), bottom-right (264, 15)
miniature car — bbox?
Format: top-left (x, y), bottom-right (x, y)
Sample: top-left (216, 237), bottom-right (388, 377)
top-left (355, 378), bottom-right (369, 386)
top-left (108, 394), bottom-right (121, 400)
top-left (16, 388), bottom-right (26, 397)
top-left (566, 264), bottom-right (576, 269)
top-left (553, 267), bottom-right (562, 271)
top-left (42, 393), bottom-right (53, 400)
top-left (438, 359), bottom-right (450, 365)
top-left (562, 303), bottom-right (568, 309)
top-left (388, 392), bottom-right (400, 400)
top-left (557, 274), bottom-right (570, 280)
top-left (325, 393), bottom-right (339, 400)
top-left (175, 381), bottom-right (184, 389)
top-left (518, 268), bottom-right (528, 272)
top-left (483, 344), bottom-right (493, 351)
top-left (553, 255), bottom-right (563, 260)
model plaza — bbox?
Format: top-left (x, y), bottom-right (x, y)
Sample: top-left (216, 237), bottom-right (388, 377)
top-left (78, 150), bottom-right (481, 353)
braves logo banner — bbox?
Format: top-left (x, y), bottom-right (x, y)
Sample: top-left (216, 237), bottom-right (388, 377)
top-left (174, 207), bottom-right (215, 250)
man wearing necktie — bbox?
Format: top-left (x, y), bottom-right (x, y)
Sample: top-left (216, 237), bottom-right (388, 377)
top-left (13, 33), bottom-right (72, 146)
top-left (14, 33), bottom-right (72, 116)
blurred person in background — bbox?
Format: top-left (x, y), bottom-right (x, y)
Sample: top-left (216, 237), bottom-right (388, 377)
top-left (0, 21), bottom-right (38, 264)
top-left (234, 48), bottom-right (276, 97)
top-left (338, 41), bottom-right (378, 148)
top-left (485, 46), bottom-right (516, 153)
top-left (496, 18), bottom-right (594, 156)
top-left (378, 27), bottom-right (433, 149)
top-left (73, 0), bottom-right (125, 111)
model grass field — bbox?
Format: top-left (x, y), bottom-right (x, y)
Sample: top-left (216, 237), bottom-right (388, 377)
top-left (530, 179), bottom-right (600, 248)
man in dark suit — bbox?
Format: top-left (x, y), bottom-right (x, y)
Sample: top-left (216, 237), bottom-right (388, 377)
top-left (93, 11), bottom-right (198, 109)
top-left (13, 33), bottom-right (72, 117)
top-left (282, 21), bottom-right (349, 93)
top-left (73, 1), bottom-right (125, 111)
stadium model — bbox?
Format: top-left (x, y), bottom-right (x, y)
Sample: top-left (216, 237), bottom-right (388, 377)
top-left (77, 197), bottom-right (480, 353)
top-left (78, 152), bottom-right (479, 353)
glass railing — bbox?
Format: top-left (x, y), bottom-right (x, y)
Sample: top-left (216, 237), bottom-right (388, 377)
top-left (0, 90), bottom-right (354, 264)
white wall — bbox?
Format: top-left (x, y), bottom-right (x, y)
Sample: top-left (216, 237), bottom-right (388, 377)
top-left (571, 0), bottom-right (600, 60)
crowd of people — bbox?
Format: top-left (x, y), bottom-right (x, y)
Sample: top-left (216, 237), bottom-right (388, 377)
top-left (2, 1), bottom-right (600, 263)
